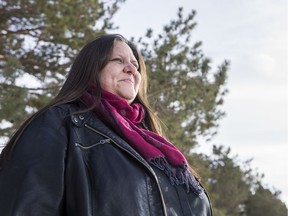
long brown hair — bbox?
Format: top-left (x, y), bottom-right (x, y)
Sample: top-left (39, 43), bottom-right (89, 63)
top-left (1, 34), bottom-right (163, 161)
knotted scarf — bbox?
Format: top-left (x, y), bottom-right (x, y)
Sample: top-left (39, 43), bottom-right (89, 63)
top-left (81, 89), bottom-right (204, 197)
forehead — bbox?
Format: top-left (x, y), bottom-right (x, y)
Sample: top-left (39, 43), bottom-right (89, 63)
top-left (112, 41), bottom-right (136, 58)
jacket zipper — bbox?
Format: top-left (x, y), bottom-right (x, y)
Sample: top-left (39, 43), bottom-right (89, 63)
top-left (84, 123), bottom-right (168, 216)
top-left (75, 139), bottom-right (111, 149)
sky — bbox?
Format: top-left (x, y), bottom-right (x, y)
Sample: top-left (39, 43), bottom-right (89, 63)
top-left (109, 0), bottom-right (288, 204)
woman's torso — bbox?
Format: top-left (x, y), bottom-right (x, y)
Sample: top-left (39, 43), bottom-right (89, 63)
top-left (0, 103), bottom-right (212, 216)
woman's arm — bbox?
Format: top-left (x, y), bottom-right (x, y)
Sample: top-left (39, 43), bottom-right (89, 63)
top-left (0, 106), bottom-right (69, 216)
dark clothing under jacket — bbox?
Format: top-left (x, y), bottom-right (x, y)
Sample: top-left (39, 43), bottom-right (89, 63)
top-left (0, 103), bottom-right (212, 216)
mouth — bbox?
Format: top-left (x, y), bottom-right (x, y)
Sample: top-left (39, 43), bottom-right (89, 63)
top-left (120, 79), bottom-right (134, 84)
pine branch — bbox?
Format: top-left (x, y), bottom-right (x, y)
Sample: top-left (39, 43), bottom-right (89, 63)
top-left (0, 27), bottom-right (44, 37)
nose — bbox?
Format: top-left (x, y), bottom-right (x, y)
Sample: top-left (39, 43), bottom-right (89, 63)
top-left (123, 63), bottom-right (137, 75)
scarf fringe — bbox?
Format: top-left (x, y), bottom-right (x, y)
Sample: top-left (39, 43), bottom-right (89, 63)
top-left (149, 156), bottom-right (204, 198)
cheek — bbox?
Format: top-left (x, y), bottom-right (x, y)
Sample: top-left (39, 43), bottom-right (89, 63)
top-left (99, 65), bottom-right (110, 86)
top-left (99, 76), bottom-right (106, 88)
top-left (100, 78), bottom-right (113, 90)
top-left (99, 74), bottom-right (112, 90)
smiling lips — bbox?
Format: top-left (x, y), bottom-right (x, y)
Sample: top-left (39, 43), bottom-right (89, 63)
top-left (120, 78), bottom-right (134, 84)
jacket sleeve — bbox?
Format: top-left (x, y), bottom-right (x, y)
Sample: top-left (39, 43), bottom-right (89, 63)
top-left (0, 106), bottom-right (69, 215)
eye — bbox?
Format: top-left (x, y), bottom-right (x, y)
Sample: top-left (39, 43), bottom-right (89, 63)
top-left (110, 58), bottom-right (123, 63)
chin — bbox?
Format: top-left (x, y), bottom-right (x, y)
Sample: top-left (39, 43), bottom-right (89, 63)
top-left (119, 93), bottom-right (136, 103)
top-left (126, 98), bottom-right (136, 104)
top-left (126, 96), bottom-right (137, 104)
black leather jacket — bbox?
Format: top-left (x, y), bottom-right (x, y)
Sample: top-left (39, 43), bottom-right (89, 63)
top-left (0, 103), bottom-right (212, 216)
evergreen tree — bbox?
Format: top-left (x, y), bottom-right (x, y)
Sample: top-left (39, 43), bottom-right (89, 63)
top-left (207, 146), bottom-right (252, 216)
top-left (0, 0), bottom-right (125, 141)
top-left (137, 8), bottom-right (229, 153)
top-left (245, 184), bottom-right (287, 216)
top-left (196, 145), bottom-right (288, 216)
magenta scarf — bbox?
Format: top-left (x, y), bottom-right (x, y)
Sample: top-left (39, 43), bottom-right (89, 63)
top-left (81, 89), bottom-right (204, 196)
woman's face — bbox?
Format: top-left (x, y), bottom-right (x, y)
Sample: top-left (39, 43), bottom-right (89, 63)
top-left (100, 41), bottom-right (141, 103)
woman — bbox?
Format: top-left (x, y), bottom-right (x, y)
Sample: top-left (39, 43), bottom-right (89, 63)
top-left (0, 34), bottom-right (212, 215)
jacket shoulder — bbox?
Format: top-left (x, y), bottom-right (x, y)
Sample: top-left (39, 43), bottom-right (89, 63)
top-left (42, 102), bottom-right (85, 122)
